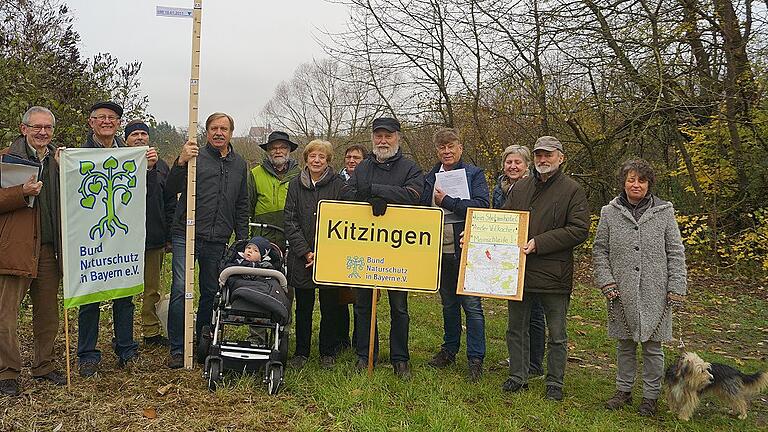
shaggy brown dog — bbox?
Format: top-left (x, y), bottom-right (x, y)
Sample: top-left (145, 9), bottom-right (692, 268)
top-left (665, 352), bottom-right (768, 421)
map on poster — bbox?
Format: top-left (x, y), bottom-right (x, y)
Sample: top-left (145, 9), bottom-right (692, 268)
top-left (457, 209), bottom-right (529, 301)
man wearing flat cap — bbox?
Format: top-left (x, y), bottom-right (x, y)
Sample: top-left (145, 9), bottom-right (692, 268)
top-left (248, 130), bottom-right (300, 248)
top-left (77, 102), bottom-right (153, 377)
top-left (340, 117), bottom-right (424, 379)
top-left (499, 136), bottom-right (589, 401)
top-left (124, 120), bottom-right (176, 348)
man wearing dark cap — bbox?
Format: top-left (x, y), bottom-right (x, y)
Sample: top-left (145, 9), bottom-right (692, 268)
top-left (85, 101), bottom-right (125, 148)
top-left (248, 130), bottom-right (301, 248)
top-left (340, 117), bottom-right (424, 379)
top-left (124, 120), bottom-right (176, 347)
top-left (500, 136), bottom-right (589, 401)
top-left (165, 112), bottom-right (250, 369)
top-left (77, 102), bottom-right (151, 377)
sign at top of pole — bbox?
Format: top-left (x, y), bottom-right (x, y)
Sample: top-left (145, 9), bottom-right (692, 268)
top-left (156, 6), bottom-right (194, 18)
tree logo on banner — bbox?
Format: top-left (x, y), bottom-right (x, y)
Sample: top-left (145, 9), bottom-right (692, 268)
top-left (78, 156), bottom-right (138, 239)
top-left (346, 256), bottom-right (364, 278)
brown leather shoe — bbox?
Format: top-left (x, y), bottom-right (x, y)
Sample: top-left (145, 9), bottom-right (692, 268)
top-left (638, 398), bottom-right (657, 416)
top-left (604, 390), bottom-right (632, 410)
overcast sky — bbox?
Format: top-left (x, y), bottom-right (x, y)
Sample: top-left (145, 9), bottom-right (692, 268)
top-left (65, 0), bottom-right (349, 135)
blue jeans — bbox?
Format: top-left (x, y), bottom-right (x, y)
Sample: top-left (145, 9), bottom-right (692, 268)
top-left (77, 296), bottom-right (137, 363)
top-left (168, 236), bottom-right (226, 356)
top-left (439, 254), bottom-right (486, 360)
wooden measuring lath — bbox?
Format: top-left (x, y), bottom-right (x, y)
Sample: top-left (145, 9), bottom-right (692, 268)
top-left (184, 0), bottom-right (203, 369)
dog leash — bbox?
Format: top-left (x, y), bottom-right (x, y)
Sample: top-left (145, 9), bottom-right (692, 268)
top-left (608, 297), bottom-right (683, 348)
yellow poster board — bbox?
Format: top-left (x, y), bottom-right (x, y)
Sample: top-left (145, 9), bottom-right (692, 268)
top-left (313, 200), bottom-right (443, 292)
top-left (457, 209), bottom-right (529, 301)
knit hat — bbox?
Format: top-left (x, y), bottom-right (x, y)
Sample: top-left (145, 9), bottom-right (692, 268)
top-left (247, 236), bottom-right (271, 259)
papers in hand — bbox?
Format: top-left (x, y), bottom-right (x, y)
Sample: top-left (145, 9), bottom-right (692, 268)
top-left (435, 168), bottom-right (470, 223)
top-left (0, 154), bottom-right (42, 208)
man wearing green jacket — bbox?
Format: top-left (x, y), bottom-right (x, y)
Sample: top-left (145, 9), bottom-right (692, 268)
top-left (249, 131), bottom-right (300, 249)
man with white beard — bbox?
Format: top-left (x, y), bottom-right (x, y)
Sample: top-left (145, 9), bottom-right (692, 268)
top-left (499, 136), bottom-right (589, 402)
top-left (249, 131), bottom-right (300, 248)
top-left (340, 117), bottom-right (423, 379)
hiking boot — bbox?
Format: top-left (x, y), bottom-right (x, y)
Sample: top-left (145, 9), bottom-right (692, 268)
top-left (545, 385), bottom-right (564, 401)
top-left (393, 361), bottom-right (412, 380)
top-left (33, 370), bottom-right (67, 386)
top-left (468, 357), bottom-right (483, 382)
top-left (144, 335), bottom-right (169, 347)
top-left (0, 379), bottom-right (20, 397)
top-left (320, 355), bottom-right (336, 369)
top-left (501, 378), bottom-right (528, 392)
top-left (427, 348), bottom-right (456, 369)
top-left (79, 361), bottom-right (99, 378)
top-left (288, 355), bottom-right (308, 369)
top-left (167, 353), bottom-right (183, 369)
top-left (604, 390), bottom-right (632, 410)
top-left (638, 398), bottom-right (657, 416)
top-left (117, 355), bottom-right (138, 369)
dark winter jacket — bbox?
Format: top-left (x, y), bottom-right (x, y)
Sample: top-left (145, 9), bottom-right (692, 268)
top-left (145, 159), bottom-right (176, 249)
top-left (502, 168), bottom-right (590, 294)
top-left (166, 143), bottom-right (250, 243)
top-left (284, 166), bottom-right (344, 290)
top-left (83, 133), bottom-right (125, 149)
top-left (421, 160), bottom-right (489, 258)
top-left (340, 148), bottom-right (423, 205)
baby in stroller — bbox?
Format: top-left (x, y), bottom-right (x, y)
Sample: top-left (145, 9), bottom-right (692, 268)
top-left (199, 237), bottom-right (291, 394)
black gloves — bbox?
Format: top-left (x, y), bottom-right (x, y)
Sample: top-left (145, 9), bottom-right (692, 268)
top-left (355, 184), bottom-right (372, 201)
top-left (369, 196), bottom-right (388, 216)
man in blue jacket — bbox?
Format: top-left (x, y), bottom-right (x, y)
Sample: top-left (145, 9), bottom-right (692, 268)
top-left (421, 127), bottom-right (489, 381)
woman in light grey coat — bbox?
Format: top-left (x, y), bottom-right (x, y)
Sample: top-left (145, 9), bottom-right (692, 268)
top-left (592, 159), bottom-right (687, 417)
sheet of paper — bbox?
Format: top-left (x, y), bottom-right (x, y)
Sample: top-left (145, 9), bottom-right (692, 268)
top-left (1, 158), bottom-right (41, 208)
top-left (435, 168), bottom-right (470, 223)
top-left (435, 168), bottom-right (470, 200)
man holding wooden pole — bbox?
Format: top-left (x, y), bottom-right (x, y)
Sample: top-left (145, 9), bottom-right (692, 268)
top-left (340, 117), bottom-right (423, 379)
top-left (165, 112), bottom-right (250, 369)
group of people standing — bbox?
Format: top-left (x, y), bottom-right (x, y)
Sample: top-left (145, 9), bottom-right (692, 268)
top-left (1, 103), bottom-right (687, 419)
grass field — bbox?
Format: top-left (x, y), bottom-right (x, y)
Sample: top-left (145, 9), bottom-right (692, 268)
top-left (1, 260), bottom-right (767, 431)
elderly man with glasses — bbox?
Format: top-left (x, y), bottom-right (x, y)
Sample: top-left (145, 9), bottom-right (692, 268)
top-left (0, 106), bottom-right (65, 396)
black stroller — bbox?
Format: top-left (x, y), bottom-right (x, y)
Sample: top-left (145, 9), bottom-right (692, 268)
top-left (198, 234), bottom-right (290, 394)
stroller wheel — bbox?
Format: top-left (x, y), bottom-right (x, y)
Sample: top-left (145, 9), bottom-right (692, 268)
top-left (207, 358), bottom-right (222, 391)
top-left (266, 364), bottom-right (283, 395)
top-left (197, 325), bottom-right (212, 365)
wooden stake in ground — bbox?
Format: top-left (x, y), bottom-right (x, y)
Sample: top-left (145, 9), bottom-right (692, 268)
top-left (367, 288), bottom-right (378, 376)
top-left (184, 0), bottom-right (203, 369)
top-left (63, 309), bottom-right (71, 389)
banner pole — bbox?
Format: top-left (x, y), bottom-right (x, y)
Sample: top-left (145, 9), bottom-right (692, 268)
top-left (63, 308), bottom-right (71, 389)
top-left (367, 287), bottom-right (378, 377)
top-left (183, 0), bottom-right (203, 370)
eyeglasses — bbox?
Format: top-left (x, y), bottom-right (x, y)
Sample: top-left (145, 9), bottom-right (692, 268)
top-left (436, 143), bottom-right (460, 151)
top-left (24, 124), bottom-right (54, 132)
top-left (90, 115), bottom-right (120, 122)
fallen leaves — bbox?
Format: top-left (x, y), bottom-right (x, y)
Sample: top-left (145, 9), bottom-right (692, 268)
top-left (143, 407), bottom-right (157, 419)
